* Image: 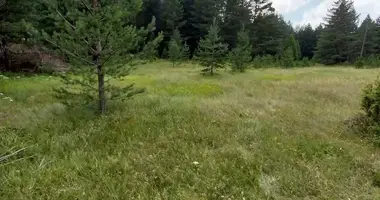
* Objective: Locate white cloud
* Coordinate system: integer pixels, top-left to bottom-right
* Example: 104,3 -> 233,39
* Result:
272,0 -> 380,27
271,0 -> 308,13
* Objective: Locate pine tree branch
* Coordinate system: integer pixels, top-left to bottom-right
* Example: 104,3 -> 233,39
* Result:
101,50 -> 116,66
45,38 -> 94,66
78,0 -> 94,15
55,9 -> 96,54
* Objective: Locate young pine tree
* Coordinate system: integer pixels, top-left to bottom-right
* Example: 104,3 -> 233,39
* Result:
43,0 -> 163,114
229,26 -> 252,72
281,34 -> 301,67
197,19 -> 228,75
168,29 -> 188,67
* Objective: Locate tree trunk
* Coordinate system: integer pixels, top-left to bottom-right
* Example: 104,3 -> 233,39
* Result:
92,0 -> 105,114
97,62 -> 105,114
3,46 -> 10,71
210,66 -> 214,75
1,38 -> 10,71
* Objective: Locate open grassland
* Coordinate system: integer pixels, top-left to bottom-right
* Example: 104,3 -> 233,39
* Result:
1,61 -> 380,199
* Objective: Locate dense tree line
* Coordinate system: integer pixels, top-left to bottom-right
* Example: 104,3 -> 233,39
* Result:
2,0 -> 379,65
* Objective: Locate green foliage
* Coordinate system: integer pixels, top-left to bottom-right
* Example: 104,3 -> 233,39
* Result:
42,0 -> 163,114
229,26 -> 251,72
361,78 -> 380,137
160,0 -> 184,32
295,24 -> 318,59
221,0 -> 252,48
355,58 -> 365,68
281,47 -> 295,68
374,171 -> 380,187
251,14 -> 290,56
0,0 -> 39,42
354,15 -> 379,58
355,55 -> 380,68
197,19 -> 228,75
315,0 -> 358,65
282,34 -> 301,65
168,29 -> 188,67
252,55 -> 279,68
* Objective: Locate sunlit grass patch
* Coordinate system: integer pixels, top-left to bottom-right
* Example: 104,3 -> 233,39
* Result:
0,75 -> 59,102
117,75 -> 156,87
154,82 -> 224,96
257,73 -> 297,81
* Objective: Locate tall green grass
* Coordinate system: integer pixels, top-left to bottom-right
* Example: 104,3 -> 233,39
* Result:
1,62 -> 380,199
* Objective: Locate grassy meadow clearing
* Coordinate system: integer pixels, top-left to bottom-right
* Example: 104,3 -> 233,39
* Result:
1,61 -> 380,199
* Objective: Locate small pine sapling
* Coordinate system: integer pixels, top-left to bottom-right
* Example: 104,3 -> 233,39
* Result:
197,19 -> 228,75
168,29 -> 188,67
42,0 -> 163,114
229,26 -> 252,72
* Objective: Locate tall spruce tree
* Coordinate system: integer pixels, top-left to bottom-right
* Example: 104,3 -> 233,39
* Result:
355,15 -> 378,58
181,0 -> 224,56
373,16 -> 380,55
251,14 -> 289,56
44,0 -> 163,114
315,0 -> 358,65
221,0 -> 252,48
295,24 -> 317,59
198,19 -> 228,75
160,0 -> 184,33
229,26 -> 251,72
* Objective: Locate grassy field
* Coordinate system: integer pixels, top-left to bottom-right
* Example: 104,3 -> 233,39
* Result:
1,61 -> 380,199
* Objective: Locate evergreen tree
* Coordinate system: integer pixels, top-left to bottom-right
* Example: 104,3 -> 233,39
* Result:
181,0 -> 224,56
251,0 -> 275,19
198,19 -> 228,75
168,29 -> 188,66
221,0 -> 252,48
285,34 -> 301,60
160,0 -> 184,33
295,24 -> 317,59
0,0 -> 43,71
315,0 -> 358,65
0,0 -> 38,42
229,26 -> 251,72
281,34 -> 300,67
373,16 -> 380,55
44,0 -> 163,114
355,15 -> 378,58
251,14 -> 289,56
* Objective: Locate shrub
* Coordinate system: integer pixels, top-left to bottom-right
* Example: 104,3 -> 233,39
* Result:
355,58 -> 365,69
350,78 -> 380,145
252,55 -> 278,68
362,79 -> 380,124
374,171 -> 380,187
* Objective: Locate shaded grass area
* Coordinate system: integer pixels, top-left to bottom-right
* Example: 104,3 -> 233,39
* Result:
1,62 -> 380,199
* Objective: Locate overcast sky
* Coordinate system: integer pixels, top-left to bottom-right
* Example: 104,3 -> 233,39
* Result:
271,0 -> 380,27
